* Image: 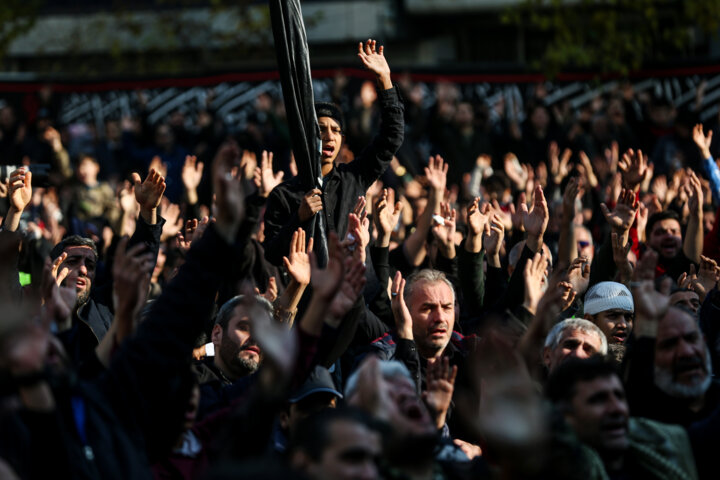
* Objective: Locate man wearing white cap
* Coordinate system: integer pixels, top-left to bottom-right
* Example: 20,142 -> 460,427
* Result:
583,281 -> 634,345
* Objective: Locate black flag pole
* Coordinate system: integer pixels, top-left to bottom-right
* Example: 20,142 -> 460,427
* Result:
269,0 -> 329,267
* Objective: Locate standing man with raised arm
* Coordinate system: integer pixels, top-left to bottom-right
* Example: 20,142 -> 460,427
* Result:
263,40 -> 404,267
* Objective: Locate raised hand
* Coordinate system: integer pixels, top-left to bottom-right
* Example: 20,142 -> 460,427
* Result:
618,149 -> 647,190
310,232 -> 345,302
423,356 -> 458,429
328,256 -> 367,323
424,155 -> 448,195
631,250 -> 672,331
466,198 -> 490,253
182,155 -> 204,204
697,255 -> 720,297
390,271 -> 413,340
558,281 -> 577,312
567,256 -> 590,296
132,167 -> 166,224
373,188 -> 402,247
683,169 -> 703,219
523,251 -> 548,315
483,214 -> 505,268
562,176 -> 580,221
600,188 -> 638,234
550,146 -> 572,184
357,39 -> 392,89
8,168 -> 32,213
611,233 -> 633,286
578,151 -> 599,188
432,202 -> 457,259
160,201 -> 183,242
112,237 -> 153,327
212,140 -> 245,243
283,228 -> 313,286
693,124 -> 713,159
504,153 -> 529,190
261,277 -> 278,304
41,257 -> 76,329
254,150 -> 284,198
520,186 -> 549,248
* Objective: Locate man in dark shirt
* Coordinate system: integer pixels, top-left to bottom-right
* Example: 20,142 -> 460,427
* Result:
263,39 -> 404,266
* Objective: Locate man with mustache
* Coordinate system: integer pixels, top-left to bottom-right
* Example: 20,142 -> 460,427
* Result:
547,357 -> 698,480
624,251 -> 720,427
192,294 -> 270,418
2,167 -> 165,364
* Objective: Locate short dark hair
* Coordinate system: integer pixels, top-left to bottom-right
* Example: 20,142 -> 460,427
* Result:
213,294 -> 273,331
315,102 -> 345,132
288,407 -> 380,461
645,210 -> 681,240
50,235 -> 98,261
545,356 -> 619,406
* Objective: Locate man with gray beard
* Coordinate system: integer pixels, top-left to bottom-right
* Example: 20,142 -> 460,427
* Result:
624,302 -> 720,427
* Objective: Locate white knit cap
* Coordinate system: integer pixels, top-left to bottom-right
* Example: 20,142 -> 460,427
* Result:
583,281 -> 634,316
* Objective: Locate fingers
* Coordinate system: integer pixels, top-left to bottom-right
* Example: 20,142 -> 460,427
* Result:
56,267 -> 70,286
51,252 -> 68,279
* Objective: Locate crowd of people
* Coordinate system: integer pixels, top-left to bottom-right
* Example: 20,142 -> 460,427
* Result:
1,38 -> 720,480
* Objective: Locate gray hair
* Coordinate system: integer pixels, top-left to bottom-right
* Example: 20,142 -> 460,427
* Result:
544,318 -> 608,355
214,294 -> 274,331
345,359 -> 414,398
403,269 -> 455,304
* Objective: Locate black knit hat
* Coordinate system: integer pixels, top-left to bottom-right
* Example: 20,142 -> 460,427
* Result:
315,102 -> 344,132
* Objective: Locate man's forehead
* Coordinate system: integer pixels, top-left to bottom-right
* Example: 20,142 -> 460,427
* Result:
318,116 -> 341,129
652,219 -> 681,233
575,374 -> 623,399
411,281 -> 453,302
657,309 -> 699,339
561,328 -> 601,344
63,245 -> 96,259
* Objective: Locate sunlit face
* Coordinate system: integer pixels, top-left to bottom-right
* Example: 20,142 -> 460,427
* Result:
408,281 -> 455,359
60,245 -> 97,306
587,309 -> 633,344
318,116 -> 343,166
544,328 -> 604,372
648,218 -> 682,259
565,375 -> 630,454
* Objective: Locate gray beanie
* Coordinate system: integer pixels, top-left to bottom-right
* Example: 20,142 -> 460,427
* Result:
583,281 -> 634,316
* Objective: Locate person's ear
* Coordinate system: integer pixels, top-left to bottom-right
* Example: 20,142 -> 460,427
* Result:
211,324 -> 223,346
279,410 -> 290,431
542,346 -> 552,369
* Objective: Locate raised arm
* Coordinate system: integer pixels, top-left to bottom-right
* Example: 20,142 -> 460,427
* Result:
347,39 -> 404,189
402,155 -> 447,266
2,167 -> 32,232
684,170 -> 704,264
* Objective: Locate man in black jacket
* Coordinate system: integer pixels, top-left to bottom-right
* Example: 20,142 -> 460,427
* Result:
263,39 -> 404,266
1,166 -> 165,365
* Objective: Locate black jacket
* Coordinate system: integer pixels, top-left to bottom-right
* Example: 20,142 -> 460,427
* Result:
58,216 -> 164,365
263,87 -> 404,266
